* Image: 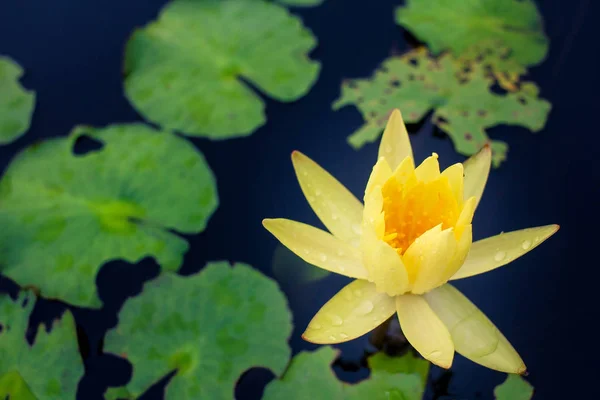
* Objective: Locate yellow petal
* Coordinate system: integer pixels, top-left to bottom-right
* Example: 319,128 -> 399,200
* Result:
454,196 -> 476,239
414,153 -> 440,183
365,157 -> 393,199
425,284 -> 526,374
391,155 -> 416,187
362,184 -> 384,238
441,163 -> 464,207
263,218 -> 368,279
378,109 -> 414,171
451,224 -> 560,280
292,151 -> 363,244
396,294 -> 454,368
302,280 -> 396,344
463,145 -> 491,210
402,225 -> 457,294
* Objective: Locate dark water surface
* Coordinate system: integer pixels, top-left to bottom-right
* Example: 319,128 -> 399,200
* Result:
1,0 -> 599,399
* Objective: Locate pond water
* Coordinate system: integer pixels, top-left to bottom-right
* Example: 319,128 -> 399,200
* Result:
0,0 -> 598,399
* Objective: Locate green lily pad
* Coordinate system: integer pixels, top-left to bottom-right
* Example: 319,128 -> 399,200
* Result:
104,262 -> 292,400
494,375 -> 534,400
0,291 -> 84,400
0,57 -> 35,145
124,0 -> 320,139
262,347 -> 423,400
395,0 -> 548,67
272,244 -> 331,285
367,351 -> 429,395
0,124 -> 218,308
333,48 -> 551,166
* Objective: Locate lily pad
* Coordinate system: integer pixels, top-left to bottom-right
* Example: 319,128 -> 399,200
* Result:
262,347 -> 423,400
124,0 -> 320,139
494,375 -> 534,400
0,291 -> 84,400
367,351 -> 430,395
395,0 -> 548,67
104,262 -> 292,400
333,48 -> 551,166
0,56 -> 35,145
0,124 -> 218,308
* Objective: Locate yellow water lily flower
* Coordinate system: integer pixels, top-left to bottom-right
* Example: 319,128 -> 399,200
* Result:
263,109 -> 558,373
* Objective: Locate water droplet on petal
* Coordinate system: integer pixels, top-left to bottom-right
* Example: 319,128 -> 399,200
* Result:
307,195 -> 315,202
385,144 -> 392,153
339,333 -> 349,339
429,350 -> 442,359
315,189 -> 322,196
336,249 -> 345,256
353,289 -> 363,297
328,335 -> 337,341
494,251 -> 506,262
319,254 -> 327,262
309,322 -> 321,330
330,315 -> 343,326
534,236 -> 540,243
352,224 -> 362,235
332,214 -> 339,221
521,240 -> 532,250
302,171 -> 308,176
303,249 -> 310,255
356,300 -> 374,315
339,265 -> 346,272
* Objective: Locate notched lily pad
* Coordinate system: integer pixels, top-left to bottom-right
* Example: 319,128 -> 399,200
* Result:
124,0 -> 320,139
263,347 -> 424,400
104,262 -> 293,400
0,56 -> 35,145
396,0 -> 548,67
333,48 -> 551,166
0,124 -> 218,307
0,291 -> 84,400
494,375 -> 534,400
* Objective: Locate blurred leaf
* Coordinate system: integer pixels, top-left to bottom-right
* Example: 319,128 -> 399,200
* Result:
104,262 -> 292,400
275,0 -> 324,6
333,48 -> 551,166
396,0 -> 548,67
0,56 -> 35,145
494,375 -> 534,400
124,0 -> 320,139
272,244 -> 330,285
0,291 -> 83,399
0,124 -> 218,307
368,351 -> 429,395
263,347 -> 423,400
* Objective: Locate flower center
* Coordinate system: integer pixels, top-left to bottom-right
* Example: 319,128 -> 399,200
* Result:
381,175 -> 459,255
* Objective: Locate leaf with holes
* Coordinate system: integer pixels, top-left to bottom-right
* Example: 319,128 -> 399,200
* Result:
124,0 -> 320,139
0,291 -> 84,400
0,124 -> 218,307
104,262 -> 292,400
396,0 -> 548,67
494,375 -> 534,400
262,347 -> 423,400
333,48 -> 551,166
368,351 -> 430,395
0,57 -> 35,145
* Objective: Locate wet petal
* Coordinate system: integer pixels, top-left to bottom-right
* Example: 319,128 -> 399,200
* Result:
378,109 -> 414,170
403,225 -> 457,294
451,224 -> 560,280
455,196 -> 476,239
302,280 -> 396,344
441,163 -> 464,207
263,218 -> 368,279
414,154 -> 440,183
292,151 -> 363,244
396,294 -> 454,369
365,157 -> 393,198
463,145 -> 491,210
425,284 -> 526,374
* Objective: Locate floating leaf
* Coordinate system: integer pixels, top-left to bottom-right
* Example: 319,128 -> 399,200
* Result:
0,291 -> 84,399
272,244 -> 330,285
263,347 -> 423,400
333,48 -> 551,166
396,0 -> 548,67
104,262 -> 292,400
124,0 -> 320,139
494,375 -> 534,400
0,124 -> 218,307
0,56 -> 35,145
368,351 -> 430,395
275,0 -> 325,6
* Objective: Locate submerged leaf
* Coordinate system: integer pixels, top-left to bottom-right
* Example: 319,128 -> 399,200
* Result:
104,262 -> 292,400
494,375 -> 534,400
0,56 -> 35,145
333,48 -> 551,166
262,347 -> 423,400
368,351 -> 430,395
124,0 -> 320,139
0,291 -> 84,400
396,0 -> 548,67
0,124 -> 218,307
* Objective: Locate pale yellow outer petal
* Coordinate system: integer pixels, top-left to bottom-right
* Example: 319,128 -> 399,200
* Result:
365,157 -> 393,198
463,145 -> 491,210
396,294 -> 454,368
402,225 -> 457,294
424,284 -> 526,374
378,109 -> 414,170
455,196 -> 476,239
263,218 -> 368,279
451,224 -> 560,280
441,163 -> 464,208
414,154 -> 440,183
438,224 -> 473,285
292,151 -> 363,245
302,280 -> 396,344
